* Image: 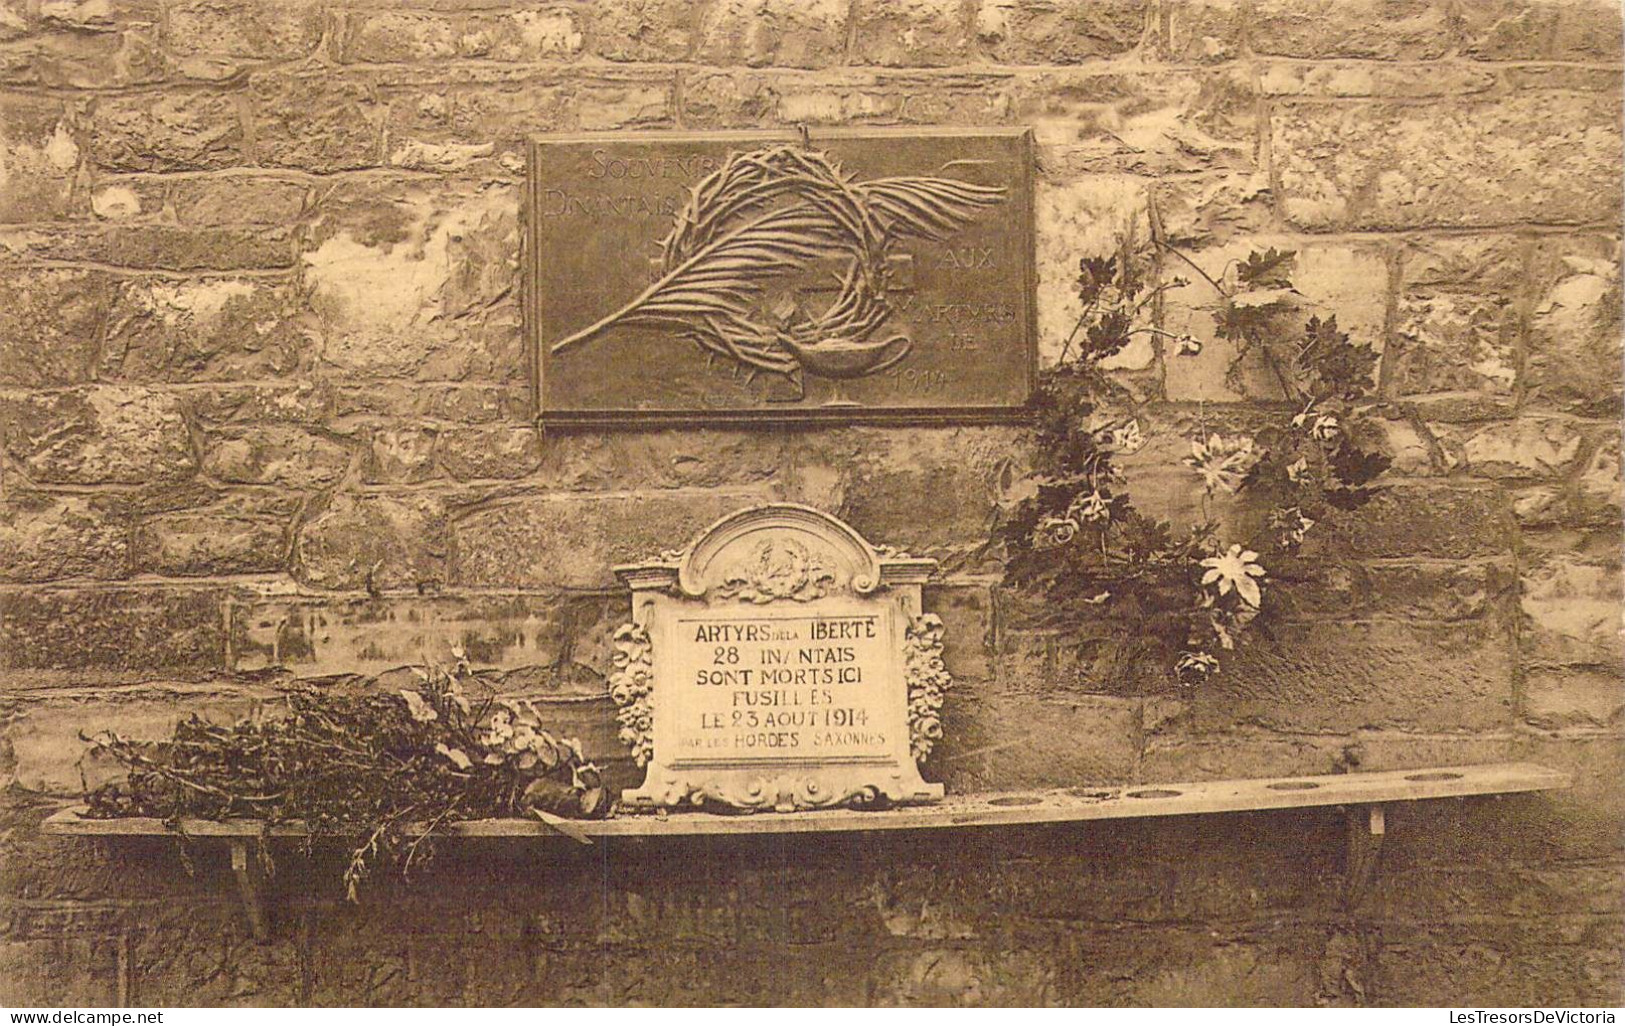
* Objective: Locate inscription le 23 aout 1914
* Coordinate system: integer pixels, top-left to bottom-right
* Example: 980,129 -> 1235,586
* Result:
527,128 -> 1037,426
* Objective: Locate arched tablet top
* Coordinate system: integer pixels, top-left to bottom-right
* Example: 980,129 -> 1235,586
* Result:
613,503 -> 937,600
678,503 -> 883,599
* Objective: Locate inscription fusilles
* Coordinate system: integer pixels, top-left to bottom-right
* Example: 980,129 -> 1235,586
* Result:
679,613 -> 888,758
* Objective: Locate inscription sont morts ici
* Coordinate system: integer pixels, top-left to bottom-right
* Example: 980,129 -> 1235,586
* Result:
678,606 -> 890,759
607,505 -> 952,813
528,128 -> 1036,425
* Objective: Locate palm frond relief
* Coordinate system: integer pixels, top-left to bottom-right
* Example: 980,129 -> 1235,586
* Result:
548,145 -> 1007,396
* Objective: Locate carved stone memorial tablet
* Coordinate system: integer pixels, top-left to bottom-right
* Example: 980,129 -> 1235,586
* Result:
528,128 -> 1035,426
608,504 -> 952,812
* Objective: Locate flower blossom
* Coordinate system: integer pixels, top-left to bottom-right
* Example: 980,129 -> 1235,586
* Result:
1183,434 -> 1259,494
1035,515 -> 1080,547
1069,490 -> 1112,524
1198,544 -> 1267,608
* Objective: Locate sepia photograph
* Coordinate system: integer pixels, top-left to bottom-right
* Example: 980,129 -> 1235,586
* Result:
0,0 -> 1620,1012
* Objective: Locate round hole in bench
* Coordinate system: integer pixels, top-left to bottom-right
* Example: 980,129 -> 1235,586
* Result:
1405,771 -> 1464,782
987,795 -> 1042,807
1067,788 -> 1115,800
1126,789 -> 1181,799
1266,781 -> 1320,791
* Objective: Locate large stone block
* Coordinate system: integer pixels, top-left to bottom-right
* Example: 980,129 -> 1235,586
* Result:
133,496 -> 293,577
251,72 -> 384,172
0,93 -> 81,220
787,426 -> 1022,568
923,583 -> 993,681
1459,0 -> 1624,61
1520,551 -> 1623,667
202,425 -> 351,488
168,176 -> 310,227
1524,666 -> 1624,729
0,587 -> 227,677
1301,482 -> 1513,561
850,0 -> 971,66
1452,417 -> 1587,481
1390,235 -> 1525,402
1140,726 -> 1351,782
448,488 -> 775,588
0,386 -> 195,485
1035,175 -> 1153,369
294,493 -> 446,591
99,276 -> 310,382
695,0 -> 848,67
1574,433 -> 1623,525
2,686 -> 261,792
530,429 -> 787,492
334,8 -> 583,64
165,0 -> 324,61
383,69 -> 674,167
1149,0 -> 1244,62
1250,0 -> 1452,58
0,0 -> 162,89
437,424 -> 542,481
582,0 -> 699,62
189,382 -> 333,427
1153,174 -> 1276,254
1368,919 -> 1623,1007
1011,67 -> 1259,177
0,938 -> 119,1006
1273,94 -> 1622,230
302,180 -> 521,381
89,92 -> 244,172
1525,237 -> 1622,417
1186,618 -> 1514,732
362,425 -> 440,485
0,224 -> 294,270
683,68 -> 1007,130
0,492 -> 130,582
932,687 -> 1140,791
1258,62 -> 1500,100
1266,559 -> 1516,624
231,592 -> 619,678
974,0 -> 1149,64
0,266 -> 110,386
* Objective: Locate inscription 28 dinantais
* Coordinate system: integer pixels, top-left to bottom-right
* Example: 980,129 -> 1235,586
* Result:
528,128 -> 1036,425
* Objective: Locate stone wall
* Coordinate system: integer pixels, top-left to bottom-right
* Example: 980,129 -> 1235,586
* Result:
1,0 -> 1621,1007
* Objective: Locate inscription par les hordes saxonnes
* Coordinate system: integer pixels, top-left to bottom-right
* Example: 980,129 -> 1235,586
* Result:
607,504 -> 952,813
529,129 -> 1037,424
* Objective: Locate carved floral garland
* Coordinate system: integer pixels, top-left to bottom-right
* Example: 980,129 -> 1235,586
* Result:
608,623 -> 654,767
903,613 -> 951,762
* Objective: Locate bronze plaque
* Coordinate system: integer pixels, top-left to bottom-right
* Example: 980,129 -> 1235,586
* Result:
527,128 -> 1036,426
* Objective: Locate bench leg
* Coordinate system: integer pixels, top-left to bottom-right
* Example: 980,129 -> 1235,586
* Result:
229,840 -> 270,943
1343,803 -> 1386,910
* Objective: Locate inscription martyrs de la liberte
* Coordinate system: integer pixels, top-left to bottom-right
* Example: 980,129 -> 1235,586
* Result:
608,505 -> 952,813
528,128 -> 1036,424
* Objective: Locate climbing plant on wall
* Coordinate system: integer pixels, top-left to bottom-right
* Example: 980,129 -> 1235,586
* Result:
995,238 -> 1392,689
